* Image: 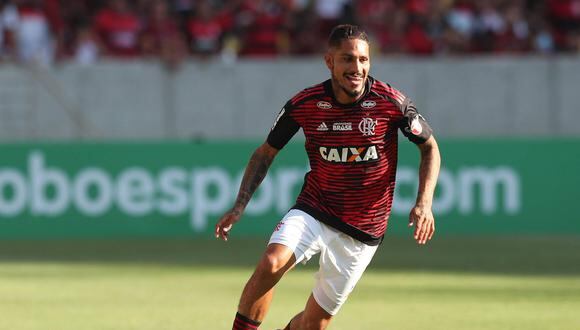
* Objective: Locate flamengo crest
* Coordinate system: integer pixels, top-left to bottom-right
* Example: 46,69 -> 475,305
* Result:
358,117 -> 377,136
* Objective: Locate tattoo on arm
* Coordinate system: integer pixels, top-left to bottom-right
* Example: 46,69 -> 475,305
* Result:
233,148 -> 275,213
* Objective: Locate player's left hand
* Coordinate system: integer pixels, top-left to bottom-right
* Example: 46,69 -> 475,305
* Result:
408,205 -> 435,245
215,208 -> 242,242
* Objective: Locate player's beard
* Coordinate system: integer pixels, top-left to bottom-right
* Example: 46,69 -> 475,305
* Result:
332,72 -> 365,99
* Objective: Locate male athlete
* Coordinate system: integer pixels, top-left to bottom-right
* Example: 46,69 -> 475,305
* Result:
215,24 -> 441,330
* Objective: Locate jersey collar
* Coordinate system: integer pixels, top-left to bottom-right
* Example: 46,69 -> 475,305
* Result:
323,76 -> 374,108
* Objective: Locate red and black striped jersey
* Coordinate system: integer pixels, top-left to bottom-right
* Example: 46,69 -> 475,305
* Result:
267,76 -> 432,245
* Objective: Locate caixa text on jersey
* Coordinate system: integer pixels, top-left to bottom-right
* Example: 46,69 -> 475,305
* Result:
319,145 -> 379,163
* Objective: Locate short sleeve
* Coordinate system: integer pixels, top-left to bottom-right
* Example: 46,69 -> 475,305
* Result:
399,98 -> 433,144
266,102 -> 300,150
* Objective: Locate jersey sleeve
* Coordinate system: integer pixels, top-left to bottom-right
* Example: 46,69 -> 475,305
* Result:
398,98 -> 433,144
266,102 -> 300,150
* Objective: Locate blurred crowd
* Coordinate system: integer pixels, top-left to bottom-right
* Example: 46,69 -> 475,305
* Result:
1,0 -> 580,67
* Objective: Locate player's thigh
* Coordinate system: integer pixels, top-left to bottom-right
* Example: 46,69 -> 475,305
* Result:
313,231 -> 378,315
268,209 -> 323,267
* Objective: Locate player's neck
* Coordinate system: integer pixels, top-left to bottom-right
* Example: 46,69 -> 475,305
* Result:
330,79 -> 366,105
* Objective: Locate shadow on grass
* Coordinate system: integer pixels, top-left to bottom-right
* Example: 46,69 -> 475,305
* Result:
0,236 -> 579,276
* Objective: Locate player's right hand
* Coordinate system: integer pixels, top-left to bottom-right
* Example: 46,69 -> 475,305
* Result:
215,208 -> 242,241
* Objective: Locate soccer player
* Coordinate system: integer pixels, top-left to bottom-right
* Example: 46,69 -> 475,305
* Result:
215,24 -> 441,330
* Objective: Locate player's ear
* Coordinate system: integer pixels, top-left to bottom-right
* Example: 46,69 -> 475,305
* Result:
324,52 -> 333,71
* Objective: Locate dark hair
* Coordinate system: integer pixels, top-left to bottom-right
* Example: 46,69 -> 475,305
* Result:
327,24 -> 369,48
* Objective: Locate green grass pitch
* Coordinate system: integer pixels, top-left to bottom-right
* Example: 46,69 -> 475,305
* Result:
0,236 -> 578,330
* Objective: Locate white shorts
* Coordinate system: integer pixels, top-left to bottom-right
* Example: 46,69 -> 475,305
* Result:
268,209 -> 378,315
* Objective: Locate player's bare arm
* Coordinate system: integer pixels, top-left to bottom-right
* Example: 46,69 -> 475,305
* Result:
409,135 -> 441,245
215,142 -> 279,241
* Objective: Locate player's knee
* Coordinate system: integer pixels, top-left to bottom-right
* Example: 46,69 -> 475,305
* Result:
257,252 -> 289,279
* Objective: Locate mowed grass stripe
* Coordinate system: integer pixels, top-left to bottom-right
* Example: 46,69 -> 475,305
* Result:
0,236 -> 578,329
0,264 -> 578,330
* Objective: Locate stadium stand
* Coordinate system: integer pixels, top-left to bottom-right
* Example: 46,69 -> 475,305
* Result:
1,0 -> 580,67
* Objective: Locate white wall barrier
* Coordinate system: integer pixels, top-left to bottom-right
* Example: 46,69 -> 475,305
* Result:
0,57 -> 578,141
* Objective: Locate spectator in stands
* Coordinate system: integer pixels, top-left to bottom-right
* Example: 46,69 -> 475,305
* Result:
289,4 -> 323,55
2,0 -> 580,64
355,0 -> 394,50
528,1 -> 555,54
495,2 -> 530,53
405,13 -> 435,55
531,22 -> 556,54
237,0 -> 291,57
141,0 -> 186,68
187,0 -> 225,56
0,0 -> 18,60
378,7 -> 409,54
93,0 -> 141,57
441,0 -> 474,53
547,0 -> 580,51
12,0 -> 57,66
70,21 -> 99,66
423,1 -> 447,54
471,0 -> 505,53
171,0 -> 194,29
315,0 -> 351,37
